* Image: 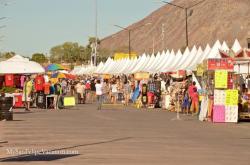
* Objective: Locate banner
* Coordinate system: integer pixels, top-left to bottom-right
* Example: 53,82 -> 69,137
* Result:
215,70 -> 228,88
64,97 -> 76,106
225,90 -> 238,106
134,72 -> 150,80
196,64 -> 204,76
207,58 -> 234,71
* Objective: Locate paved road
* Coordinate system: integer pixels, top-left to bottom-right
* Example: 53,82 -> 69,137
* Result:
0,104 -> 250,165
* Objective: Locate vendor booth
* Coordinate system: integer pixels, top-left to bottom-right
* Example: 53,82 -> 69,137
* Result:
0,55 -> 45,120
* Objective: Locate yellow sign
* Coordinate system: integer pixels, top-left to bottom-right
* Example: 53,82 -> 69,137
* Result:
101,74 -> 112,79
64,97 -> 76,106
215,70 -> 228,88
134,72 -> 150,80
114,52 -> 137,61
196,64 -> 204,76
225,90 -> 238,106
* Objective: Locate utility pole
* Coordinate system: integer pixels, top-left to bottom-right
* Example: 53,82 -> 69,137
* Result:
153,36 -> 155,55
162,0 -> 206,47
114,23 -> 151,59
161,23 -> 165,50
94,0 -> 98,66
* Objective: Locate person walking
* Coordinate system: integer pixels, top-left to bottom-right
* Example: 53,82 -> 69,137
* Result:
22,76 -> 33,111
54,80 -> 62,109
123,80 -> 131,106
95,79 -> 103,110
90,79 -> 96,103
102,79 -> 110,103
111,80 -> 118,104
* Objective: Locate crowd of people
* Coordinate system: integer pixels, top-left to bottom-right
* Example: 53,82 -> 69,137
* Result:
71,74 -> 200,114
0,73 -> 200,114
21,74 -> 69,111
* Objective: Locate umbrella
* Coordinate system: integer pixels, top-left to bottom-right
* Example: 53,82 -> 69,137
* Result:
45,64 -> 68,71
51,73 -> 76,79
51,73 -> 66,79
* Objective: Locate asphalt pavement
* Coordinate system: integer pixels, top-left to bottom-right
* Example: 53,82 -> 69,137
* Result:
0,104 -> 250,165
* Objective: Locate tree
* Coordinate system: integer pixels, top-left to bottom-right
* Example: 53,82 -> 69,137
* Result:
49,37 -> 112,66
50,42 -> 86,64
50,45 -> 64,63
0,51 -> 15,59
31,53 -> 48,64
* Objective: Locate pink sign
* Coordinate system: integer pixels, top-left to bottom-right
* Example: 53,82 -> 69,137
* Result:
213,105 -> 225,123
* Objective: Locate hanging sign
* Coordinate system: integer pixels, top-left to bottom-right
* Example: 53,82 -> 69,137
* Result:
215,70 -> 228,88
225,90 -> 238,106
196,64 -> 204,76
207,58 -> 234,71
134,72 -> 150,80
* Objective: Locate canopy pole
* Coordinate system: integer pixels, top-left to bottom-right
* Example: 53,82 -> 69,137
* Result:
248,62 -> 249,75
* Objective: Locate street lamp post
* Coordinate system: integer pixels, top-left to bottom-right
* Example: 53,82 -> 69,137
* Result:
114,23 -> 151,59
162,0 -> 206,47
94,0 -> 98,66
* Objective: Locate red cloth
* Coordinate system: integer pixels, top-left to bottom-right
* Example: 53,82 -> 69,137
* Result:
44,83 -> 51,95
85,83 -> 91,90
188,85 -> 196,98
35,75 -> 45,91
147,92 -> 154,104
5,74 -> 14,87
191,92 -> 199,103
14,94 -> 23,107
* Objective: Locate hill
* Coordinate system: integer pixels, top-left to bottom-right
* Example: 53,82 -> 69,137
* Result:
100,0 -> 250,55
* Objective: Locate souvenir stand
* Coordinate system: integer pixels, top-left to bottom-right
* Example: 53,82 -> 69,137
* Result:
233,49 -> 250,120
201,58 -> 238,123
0,55 -> 45,108
0,55 -> 45,120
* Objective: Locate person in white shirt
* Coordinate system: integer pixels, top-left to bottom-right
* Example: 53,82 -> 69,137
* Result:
111,80 -> 118,104
75,81 -> 85,104
95,79 -> 103,110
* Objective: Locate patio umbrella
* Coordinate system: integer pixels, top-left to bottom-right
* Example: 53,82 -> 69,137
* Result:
51,73 -> 76,79
45,64 -> 68,71
51,73 -> 67,79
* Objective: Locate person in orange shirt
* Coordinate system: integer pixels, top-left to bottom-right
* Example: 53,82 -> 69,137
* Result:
44,81 -> 51,95
190,88 -> 199,115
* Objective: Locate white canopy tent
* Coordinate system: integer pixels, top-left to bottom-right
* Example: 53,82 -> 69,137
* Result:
0,55 -> 45,74
232,39 -> 242,53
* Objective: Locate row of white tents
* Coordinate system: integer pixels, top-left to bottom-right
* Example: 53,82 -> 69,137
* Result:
71,39 -> 244,75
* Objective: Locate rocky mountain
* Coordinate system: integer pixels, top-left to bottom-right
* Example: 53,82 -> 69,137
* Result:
100,0 -> 250,55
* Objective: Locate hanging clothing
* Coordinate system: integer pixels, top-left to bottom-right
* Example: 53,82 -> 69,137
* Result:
35,75 -> 45,92
0,76 -> 4,88
14,75 -> 21,88
20,75 -> 25,88
5,74 -> 14,87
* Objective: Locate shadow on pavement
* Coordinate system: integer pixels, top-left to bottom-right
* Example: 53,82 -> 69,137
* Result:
0,137 -> 132,162
0,154 -> 79,162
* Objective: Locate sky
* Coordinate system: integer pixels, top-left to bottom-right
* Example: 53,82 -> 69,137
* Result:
0,0 -> 164,56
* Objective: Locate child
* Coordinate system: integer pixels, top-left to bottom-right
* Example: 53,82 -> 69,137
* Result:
182,91 -> 190,114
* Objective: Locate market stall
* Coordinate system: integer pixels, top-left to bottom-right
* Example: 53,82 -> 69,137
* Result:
0,55 -> 45,120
